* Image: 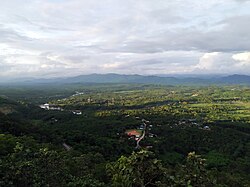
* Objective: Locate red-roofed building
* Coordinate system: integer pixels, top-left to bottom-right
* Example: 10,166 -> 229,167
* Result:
125,129 -> 141,138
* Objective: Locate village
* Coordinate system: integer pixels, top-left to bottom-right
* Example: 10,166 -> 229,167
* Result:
39,103 -> 82,115
39,101 -> 212,151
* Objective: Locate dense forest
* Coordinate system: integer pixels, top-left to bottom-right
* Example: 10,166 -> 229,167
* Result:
0,84 -> 249,186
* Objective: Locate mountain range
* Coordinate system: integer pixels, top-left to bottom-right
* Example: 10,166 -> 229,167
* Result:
1,74 -> 250,86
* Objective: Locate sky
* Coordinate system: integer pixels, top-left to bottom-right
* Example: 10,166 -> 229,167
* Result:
0,0 -> 250,78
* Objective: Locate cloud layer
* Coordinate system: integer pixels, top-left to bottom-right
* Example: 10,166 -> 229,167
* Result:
0,0 -> 250,78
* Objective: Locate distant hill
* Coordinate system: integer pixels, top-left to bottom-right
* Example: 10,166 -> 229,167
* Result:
63,73 -> 179,84
216,74 -> 250,84
1,74 -> 250,86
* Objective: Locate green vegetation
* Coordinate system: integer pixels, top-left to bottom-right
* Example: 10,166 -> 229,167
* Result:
0,84 -> 249,186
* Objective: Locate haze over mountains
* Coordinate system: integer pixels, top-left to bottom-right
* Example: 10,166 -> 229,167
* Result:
1,74 -> 250,86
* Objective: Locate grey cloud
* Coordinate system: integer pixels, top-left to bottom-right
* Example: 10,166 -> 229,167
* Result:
0,0 -> 250,77
110,14 -> 250,54
0,26 -> 32,43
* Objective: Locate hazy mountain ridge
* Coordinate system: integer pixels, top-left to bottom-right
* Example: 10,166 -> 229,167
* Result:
1,74 -> 250,85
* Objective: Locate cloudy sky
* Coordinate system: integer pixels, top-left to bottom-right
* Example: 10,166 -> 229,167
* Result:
1,0 -> 250,78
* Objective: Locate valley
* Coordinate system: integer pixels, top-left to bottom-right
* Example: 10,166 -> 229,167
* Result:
0,84 -> 249,186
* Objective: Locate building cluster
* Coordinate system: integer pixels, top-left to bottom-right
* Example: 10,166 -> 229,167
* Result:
39,103 -> 82,115
39,103 -> 63,111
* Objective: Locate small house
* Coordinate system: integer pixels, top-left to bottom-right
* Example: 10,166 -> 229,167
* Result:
72,110 -> 82,115
203,126 -> 211,130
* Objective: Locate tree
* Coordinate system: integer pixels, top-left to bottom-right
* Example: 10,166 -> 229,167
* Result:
107,151 -> 216,187
173,152 -> 216,187
106,150 -> 166,187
